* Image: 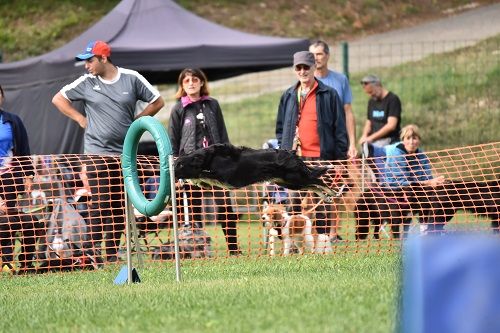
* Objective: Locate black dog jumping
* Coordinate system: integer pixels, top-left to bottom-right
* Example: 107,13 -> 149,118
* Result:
174,143 -> 334,197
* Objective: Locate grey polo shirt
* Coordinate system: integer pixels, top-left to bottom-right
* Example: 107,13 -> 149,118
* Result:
61,67 -> 160,154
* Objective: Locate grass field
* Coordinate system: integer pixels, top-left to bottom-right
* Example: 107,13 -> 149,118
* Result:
0,204 -> 495,333
0,253 -> 400,333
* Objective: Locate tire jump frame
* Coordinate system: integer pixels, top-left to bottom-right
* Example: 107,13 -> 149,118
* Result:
121,116 -> 181,283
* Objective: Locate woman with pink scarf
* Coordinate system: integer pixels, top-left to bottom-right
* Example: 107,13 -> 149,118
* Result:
168,69 -> 240,256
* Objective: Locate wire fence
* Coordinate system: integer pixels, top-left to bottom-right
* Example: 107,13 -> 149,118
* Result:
0,141 -> 498,274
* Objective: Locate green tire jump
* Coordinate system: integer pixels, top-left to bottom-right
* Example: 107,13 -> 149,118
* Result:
121,116 -> 172,216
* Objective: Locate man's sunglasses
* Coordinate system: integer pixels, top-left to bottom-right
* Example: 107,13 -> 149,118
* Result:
295,65 -> 311,71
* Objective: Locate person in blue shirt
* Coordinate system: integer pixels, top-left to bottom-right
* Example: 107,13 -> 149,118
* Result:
0,84 -> 37,274
309,40 -> 357,159
383,124 -> 444,188
382,124 -> 446,235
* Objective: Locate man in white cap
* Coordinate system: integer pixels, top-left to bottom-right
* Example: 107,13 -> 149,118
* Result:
276,51 -> 348,245
52,40 -> 165,263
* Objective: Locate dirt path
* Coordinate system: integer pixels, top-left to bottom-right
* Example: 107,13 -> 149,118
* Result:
351,2 -> 500,45
346,2 -> 500,71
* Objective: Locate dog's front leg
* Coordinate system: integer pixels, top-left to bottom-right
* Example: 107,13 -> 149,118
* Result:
315,234 -> 332,254
282,217 -> 292,256
304,229 -> 315,254
282,227 -> 292,256
268,227 -> 278,256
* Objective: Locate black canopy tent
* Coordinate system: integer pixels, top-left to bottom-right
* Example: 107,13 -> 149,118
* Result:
0,0 -> 309,154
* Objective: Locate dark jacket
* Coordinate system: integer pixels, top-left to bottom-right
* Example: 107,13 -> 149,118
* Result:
275,79 -> 348,160
168,97 -> 230,156
0,108 -> 34,181
1,109 -> 31,156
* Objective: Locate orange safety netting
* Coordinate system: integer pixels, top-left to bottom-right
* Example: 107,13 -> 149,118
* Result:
0,142 -> 498,274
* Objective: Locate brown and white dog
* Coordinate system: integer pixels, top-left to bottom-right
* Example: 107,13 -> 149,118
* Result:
261,200 -> 331,255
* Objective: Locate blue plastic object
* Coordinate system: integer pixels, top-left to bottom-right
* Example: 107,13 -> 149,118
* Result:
400,233 -> 500,333
114,265 -> 141,285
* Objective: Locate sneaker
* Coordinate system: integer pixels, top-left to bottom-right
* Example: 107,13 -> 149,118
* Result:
2,263 -> 15,273
229,250 -> 242,256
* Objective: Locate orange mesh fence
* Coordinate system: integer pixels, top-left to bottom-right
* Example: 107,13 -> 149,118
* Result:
0,142 -> 498,274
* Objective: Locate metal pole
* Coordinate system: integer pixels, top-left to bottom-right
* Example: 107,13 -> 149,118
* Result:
129,200 -> 143,268
361,142 -> 367,193
169,155 -> 182,282
181,182 -> 190,227
124,190 -> 133,285
341,41 -> 349,80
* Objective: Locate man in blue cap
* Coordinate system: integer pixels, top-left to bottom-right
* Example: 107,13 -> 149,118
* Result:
52,40 -> 164,263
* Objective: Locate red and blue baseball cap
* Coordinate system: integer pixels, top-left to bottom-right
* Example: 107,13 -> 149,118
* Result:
75,41 -> 111,61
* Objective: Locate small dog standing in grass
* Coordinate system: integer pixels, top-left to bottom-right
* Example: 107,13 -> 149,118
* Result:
262,195 -> 331,256
299,192 -> 332,253
262,202 -> 314,256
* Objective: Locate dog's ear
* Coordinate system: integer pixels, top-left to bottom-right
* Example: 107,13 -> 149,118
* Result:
227,144 -> 243,159
209,143 -> 242,160
275,149 -> 296,167
309,166 -> 328,179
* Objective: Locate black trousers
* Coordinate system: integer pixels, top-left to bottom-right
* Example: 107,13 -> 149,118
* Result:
0,171 -> 37,268
178,185 -> 240,253
86,157 -> 125,260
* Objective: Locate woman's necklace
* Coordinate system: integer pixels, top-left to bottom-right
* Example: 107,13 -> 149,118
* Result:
300,87 -> 309,99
